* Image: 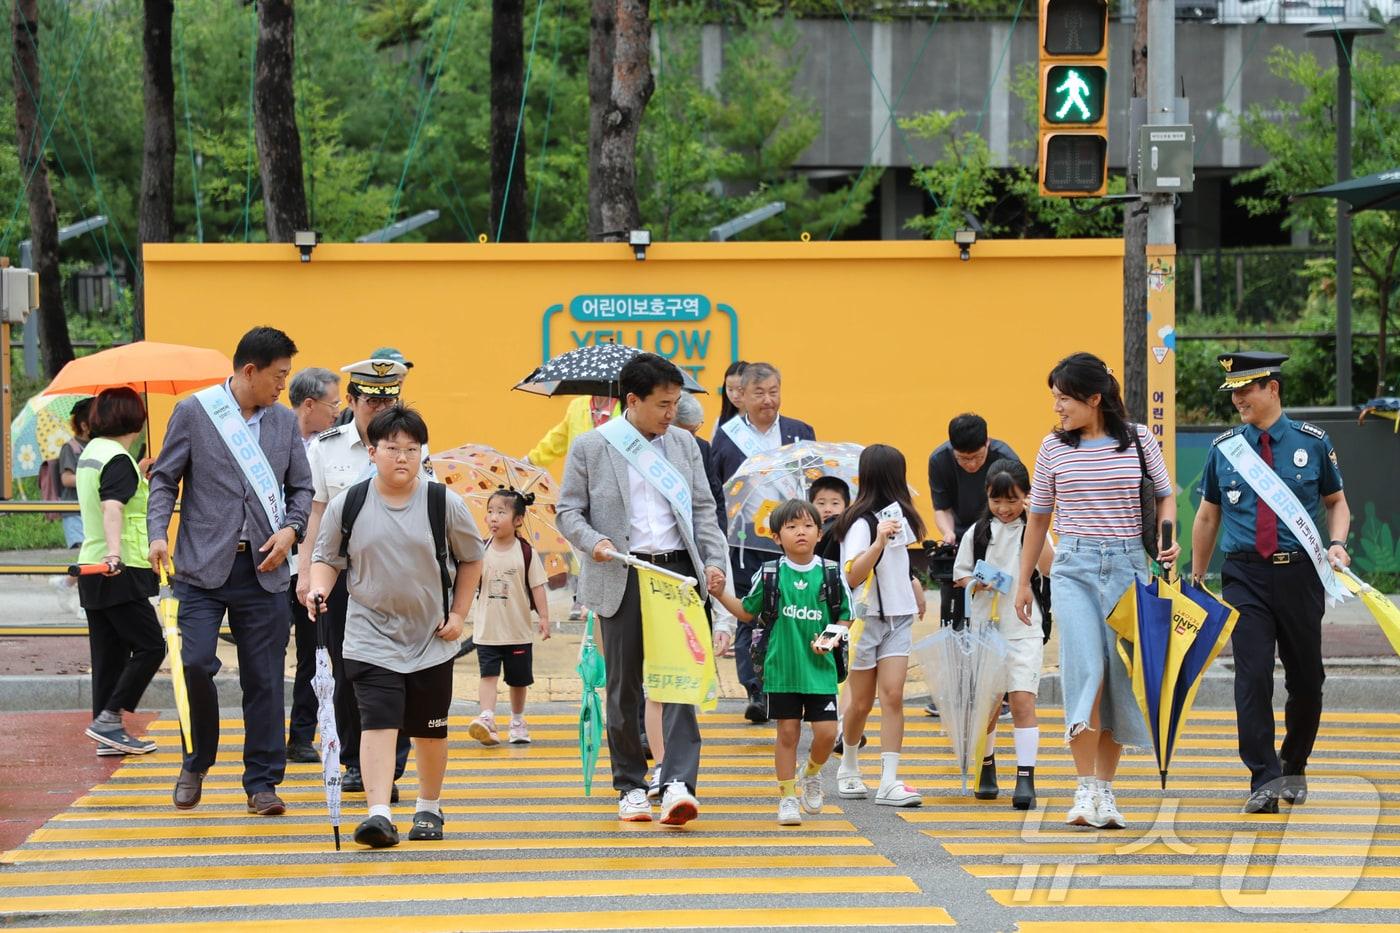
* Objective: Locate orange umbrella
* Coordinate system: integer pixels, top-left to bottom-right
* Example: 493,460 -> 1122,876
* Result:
42,341 -> 231,396
432,444 -> 571,564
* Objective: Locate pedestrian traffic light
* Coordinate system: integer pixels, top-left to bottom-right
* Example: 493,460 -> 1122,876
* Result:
1038,0 -> 1109,197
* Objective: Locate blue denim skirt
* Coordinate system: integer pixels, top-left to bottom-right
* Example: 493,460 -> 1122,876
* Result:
1052,535 -> 1150,749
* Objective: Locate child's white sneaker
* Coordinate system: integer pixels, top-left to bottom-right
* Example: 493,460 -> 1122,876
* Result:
777,795 -> 803,826
1066,782 -> 1099,827
468,715 -> 500,747
874,782 -> 923,807
837,771 -> 868,799
618,788 -> 652,822
507,718 -> 530,744
797,774 -> 825,814
647,767 -> 663,802
1094,785 -> 1124,829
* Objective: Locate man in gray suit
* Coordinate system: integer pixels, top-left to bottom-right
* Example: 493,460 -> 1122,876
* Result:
148,326 -> 314,815
558,353 -> 729,826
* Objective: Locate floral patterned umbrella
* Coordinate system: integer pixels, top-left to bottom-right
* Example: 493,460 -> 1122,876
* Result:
9,393 -> 89,479
432,443 -> 571,557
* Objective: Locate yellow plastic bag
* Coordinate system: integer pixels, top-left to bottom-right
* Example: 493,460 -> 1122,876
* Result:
639,565 -> 719,711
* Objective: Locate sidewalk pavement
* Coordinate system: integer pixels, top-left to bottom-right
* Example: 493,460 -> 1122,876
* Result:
3,544 -> 1396,711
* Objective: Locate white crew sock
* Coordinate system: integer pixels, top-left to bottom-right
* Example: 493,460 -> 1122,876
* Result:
984,725 -> 998,759
369,804 -> 392,821
1013,727 -> 1040,768
839,741 -> 860,776
880,752 -> 900,787
1097,779 -> 1113,795
415,797 -> 442,817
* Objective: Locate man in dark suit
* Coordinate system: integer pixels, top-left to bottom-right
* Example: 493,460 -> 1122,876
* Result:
707,361 -> 816,723
148,326 -> 314,816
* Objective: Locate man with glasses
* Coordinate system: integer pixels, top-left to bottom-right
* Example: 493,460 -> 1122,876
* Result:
297,358 -> 431,797
286,367 -> 342,763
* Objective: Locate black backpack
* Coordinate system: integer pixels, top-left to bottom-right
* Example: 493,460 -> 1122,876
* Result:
340,479 -> 453,622
969,515 -> 1053,643
750,558 -> 849,686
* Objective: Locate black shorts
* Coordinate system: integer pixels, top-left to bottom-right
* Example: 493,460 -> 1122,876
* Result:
477,643 -> 534,687
768,692 -> 839,723
345,657 -> 454,739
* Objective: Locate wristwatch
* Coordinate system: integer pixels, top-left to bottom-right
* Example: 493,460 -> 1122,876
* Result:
1329,539 -> 1346,549
284,520 -> 305,544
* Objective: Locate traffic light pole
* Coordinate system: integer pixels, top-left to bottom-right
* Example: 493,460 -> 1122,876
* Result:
1144,0 -> 1177,483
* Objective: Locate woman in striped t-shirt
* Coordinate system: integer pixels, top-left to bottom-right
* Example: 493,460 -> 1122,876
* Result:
1014,352 -> 1179,832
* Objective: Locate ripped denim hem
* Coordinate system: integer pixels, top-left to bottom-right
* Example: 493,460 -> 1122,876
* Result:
1065,721 -> 1095,744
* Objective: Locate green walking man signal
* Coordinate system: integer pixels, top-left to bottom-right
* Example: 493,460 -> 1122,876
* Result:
1054,69 -> 1092,121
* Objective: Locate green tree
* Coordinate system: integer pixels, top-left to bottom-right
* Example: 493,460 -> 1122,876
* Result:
1236,44 -> 1400,398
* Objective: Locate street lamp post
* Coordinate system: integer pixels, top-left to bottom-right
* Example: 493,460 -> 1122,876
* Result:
1306,19 -> 1383,408
19,215 -> 109,378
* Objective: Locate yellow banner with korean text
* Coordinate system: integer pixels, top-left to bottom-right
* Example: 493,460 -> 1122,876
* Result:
638,566 -> 719,712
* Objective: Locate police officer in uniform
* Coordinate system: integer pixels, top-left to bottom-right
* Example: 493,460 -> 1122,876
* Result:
1190,351 -> 1351,814
296,358 -> 433,795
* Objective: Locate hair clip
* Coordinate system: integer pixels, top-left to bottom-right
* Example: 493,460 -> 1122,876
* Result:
1103,364 -> 1115,376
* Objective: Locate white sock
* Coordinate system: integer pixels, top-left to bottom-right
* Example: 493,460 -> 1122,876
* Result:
415,797 -> 441,816
1013,727 -> 1039,768
839,742 -> 860,775
1097,779 -> 1113,795
369,804 -> 392,821
984,725 -> 998,759
1077,775 -> 1095,790
880,752 -> 900,787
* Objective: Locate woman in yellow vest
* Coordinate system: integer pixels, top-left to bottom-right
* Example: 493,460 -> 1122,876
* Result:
77,387 -> 165,757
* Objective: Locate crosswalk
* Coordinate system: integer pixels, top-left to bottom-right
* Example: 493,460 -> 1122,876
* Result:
1,707 -> 1398,930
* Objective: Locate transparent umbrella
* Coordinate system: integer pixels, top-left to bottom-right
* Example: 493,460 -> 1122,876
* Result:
721,441 -> 863,554
312,597 -> 343,850
912,620 -> 1011,793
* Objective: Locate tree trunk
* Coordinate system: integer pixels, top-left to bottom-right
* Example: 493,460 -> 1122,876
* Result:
1121,0 -> 1150,421
135,0 -> 175,339
253,0 -> 308,242
11,0 -> 71,377
587,0 -> 615,240
597,0 -> 653,241
490,0 -> 528,242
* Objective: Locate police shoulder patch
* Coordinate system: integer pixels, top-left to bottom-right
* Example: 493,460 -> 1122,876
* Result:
1211,427 -> 1240,446
1297,421 -> 1325,439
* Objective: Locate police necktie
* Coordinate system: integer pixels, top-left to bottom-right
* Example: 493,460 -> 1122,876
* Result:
1255,432 -> 1278,559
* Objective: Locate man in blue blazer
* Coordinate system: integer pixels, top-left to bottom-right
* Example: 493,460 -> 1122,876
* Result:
707,361 -> 816,723
148,327 -> 314,816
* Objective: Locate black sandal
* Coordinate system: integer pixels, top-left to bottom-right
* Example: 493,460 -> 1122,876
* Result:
408,810 -> 444,841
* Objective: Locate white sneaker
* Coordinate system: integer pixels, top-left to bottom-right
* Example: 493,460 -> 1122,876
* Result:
507,718 -> 530,744
837,772 -> 868,799
1094,786 -> 1124,829
468,715 -> 500,747
875,781 -> 923,808
618,788 -> 652,822
659,781 -> 699,826
647,766 -> 663,802
797,774 -> 825,814
778,795 -> 803,825
1066,782 -> 1099,827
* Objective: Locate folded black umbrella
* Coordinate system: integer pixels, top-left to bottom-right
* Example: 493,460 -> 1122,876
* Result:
514,343 -> 706,397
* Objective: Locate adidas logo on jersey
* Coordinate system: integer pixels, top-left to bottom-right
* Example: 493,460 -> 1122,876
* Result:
782,605 -> 824,621
793,580 -> 809,590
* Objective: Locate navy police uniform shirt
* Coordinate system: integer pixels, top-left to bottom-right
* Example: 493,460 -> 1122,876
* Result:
1198,414 -> 1343,555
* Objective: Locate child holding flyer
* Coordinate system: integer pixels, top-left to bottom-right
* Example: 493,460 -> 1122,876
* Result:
953,460 -> 1054,810
468,489 -> 551,747
711,499 -> 851,826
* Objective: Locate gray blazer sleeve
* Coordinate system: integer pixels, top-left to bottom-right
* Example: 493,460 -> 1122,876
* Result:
557,437 -> 605,557
146,401 -> 191,544
683,432 -> 726,571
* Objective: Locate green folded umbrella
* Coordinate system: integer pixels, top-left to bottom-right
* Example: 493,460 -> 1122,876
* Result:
576,611 -> 607,795
1295,168 -> 1400,214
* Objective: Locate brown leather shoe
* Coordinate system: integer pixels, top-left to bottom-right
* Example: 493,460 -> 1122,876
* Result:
247,791 -> 286,816
173,769 -> 205,810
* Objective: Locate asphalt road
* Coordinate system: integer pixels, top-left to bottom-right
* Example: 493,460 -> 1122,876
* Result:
2,700 -> 1398,931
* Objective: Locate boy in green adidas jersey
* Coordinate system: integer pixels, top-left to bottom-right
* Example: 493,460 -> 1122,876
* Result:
711,499 -> 851,826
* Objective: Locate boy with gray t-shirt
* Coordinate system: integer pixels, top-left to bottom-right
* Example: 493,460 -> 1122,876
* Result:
310,407 -> 483,849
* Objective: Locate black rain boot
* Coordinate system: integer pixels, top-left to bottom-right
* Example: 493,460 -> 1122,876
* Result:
974,755 -> 999,800
1012,766 -> 1037,810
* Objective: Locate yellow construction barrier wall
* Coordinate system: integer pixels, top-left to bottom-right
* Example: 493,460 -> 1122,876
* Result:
145,240 -> 1124,507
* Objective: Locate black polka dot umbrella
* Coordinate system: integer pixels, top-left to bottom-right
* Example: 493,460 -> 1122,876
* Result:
514,343 -> 706,397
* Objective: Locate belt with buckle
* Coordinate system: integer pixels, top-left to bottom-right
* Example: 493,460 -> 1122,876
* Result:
634,549 -> 689,565
235,540 -> 251,553
1225,550 -> 1305,565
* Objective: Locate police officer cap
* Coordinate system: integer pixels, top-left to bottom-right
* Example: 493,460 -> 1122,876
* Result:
341,358 -> 407,397
369,346 -> 413,370
1217,351 -> 1287,392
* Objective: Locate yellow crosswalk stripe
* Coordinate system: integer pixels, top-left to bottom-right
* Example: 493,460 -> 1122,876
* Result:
987,888 -> 1400,909
49,802 -> 846,820
1016,925 -> 1399,933
939,839 -> 1400,857
964,862 -> 1400,879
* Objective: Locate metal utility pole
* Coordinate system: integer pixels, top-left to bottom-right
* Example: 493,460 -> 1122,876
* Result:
1144,0 -> 1177,480
1306,19 -> 1383,409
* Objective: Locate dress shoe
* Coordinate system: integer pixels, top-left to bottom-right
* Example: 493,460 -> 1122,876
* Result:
1281,775 -> 1308,805
1243,789 -> 1280,814
743,692 -> 768,724
1012,767 -> 1037,811
173,769 -> 206,810
286,742 -> 319,764
342,766 -> 364,792
247,791 -> 287,815
974,755 -> 999,800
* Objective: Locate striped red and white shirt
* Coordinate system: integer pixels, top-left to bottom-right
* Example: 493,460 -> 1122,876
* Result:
1028,424 -> 1172,539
